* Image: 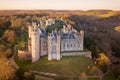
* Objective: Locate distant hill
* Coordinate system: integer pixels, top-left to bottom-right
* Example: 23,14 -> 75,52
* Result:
0,10 -> 120,17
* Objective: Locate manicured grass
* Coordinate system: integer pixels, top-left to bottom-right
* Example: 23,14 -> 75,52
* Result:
24,56 -> 94,76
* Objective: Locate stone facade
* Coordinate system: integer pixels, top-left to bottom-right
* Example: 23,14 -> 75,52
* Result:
27,18 -> 91,62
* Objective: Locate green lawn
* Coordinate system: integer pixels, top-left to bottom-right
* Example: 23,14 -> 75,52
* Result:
23,56 -> 94,76
15,56 -> 115,80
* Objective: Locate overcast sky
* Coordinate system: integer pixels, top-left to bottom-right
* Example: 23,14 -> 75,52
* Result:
0,0 -> 120,10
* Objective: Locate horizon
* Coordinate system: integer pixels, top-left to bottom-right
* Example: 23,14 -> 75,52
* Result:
0,9 -> 119,11
0,0 -> 120,10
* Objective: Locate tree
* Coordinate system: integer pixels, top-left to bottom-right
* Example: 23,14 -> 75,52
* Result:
0,20 -> 11,37
11,17 -> 23,28
96,53 -> 111,73
0,44 -> 7,56
4,48 -> 13,58
2,30 -> 17,43
0,56 -> 16,80
80,72 -> 87,80
90,66 -> 102,76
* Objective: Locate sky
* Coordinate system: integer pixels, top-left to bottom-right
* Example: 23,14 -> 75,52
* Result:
0,0 -> 120,10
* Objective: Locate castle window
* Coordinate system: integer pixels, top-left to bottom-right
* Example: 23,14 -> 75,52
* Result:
67,44 -> 69,48
63,44 -> 65,50
74,44 -> 76,47
71,44 -> 72,47
52,44 -> 56,53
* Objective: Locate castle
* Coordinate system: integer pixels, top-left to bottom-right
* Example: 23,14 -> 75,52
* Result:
27,18 -> 91,62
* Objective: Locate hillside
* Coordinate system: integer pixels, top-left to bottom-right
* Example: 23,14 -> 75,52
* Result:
16,56 -> 95,76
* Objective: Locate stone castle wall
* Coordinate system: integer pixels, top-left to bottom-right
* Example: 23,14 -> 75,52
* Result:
61,51 -> 92,59
61,38 -> 83,52
18,50 -> 31,60
40,38 -> 48,56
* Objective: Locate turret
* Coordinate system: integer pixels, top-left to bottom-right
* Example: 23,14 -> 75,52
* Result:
48,34 -> 52,60
28,25 -> 33,38
40,20 -> 45,29
56,33 -> 61,60
31,22 -> 41,62
48,32 -> 61,60
80,30 -> 84,50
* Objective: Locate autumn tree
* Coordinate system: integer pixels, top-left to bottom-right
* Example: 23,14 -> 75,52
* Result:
2,30 -> 17,43
80,72 -> 87,80
4,48 -> 13,58
96,53 -> 111,73
11,17 -> 23,28
0,44 -> 7,55
0,56 -> 16,80
0,20 -> 11,37
90,66 -> 102,76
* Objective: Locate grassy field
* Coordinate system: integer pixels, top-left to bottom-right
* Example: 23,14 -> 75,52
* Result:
22,56 -> 94,76
15,56 -> 115,80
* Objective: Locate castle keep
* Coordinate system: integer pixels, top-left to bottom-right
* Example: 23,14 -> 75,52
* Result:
27,18 -> 91,62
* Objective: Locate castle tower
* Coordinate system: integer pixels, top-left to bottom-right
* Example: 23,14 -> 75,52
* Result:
51,18 -> 55,24
31,23 -> 41,62
28,25 -> 32,52
80,30 -> 84,51
56,33 -> 61,60
48,33 -> 61,60
48,34 -> 52,60
40,20 -> 45,29
28,25 -> 33,38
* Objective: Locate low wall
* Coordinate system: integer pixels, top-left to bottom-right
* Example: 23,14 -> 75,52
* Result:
18,50 -> 31,60
61,51 -> 92,59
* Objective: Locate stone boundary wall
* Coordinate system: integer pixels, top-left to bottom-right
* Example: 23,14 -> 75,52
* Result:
61,51 -> 92,59
18,50 -> 31,60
